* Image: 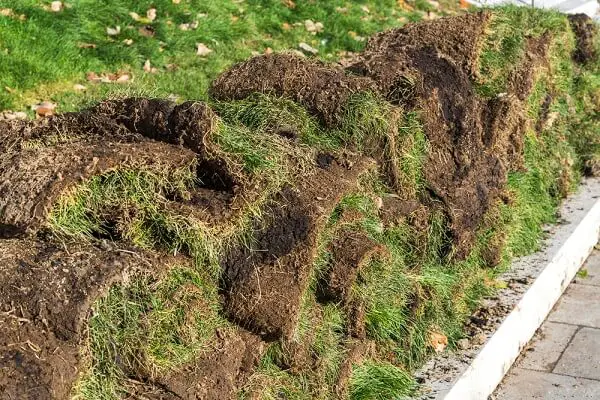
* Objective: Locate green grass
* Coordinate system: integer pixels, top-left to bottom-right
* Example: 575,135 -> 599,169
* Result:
0,0 -> 458,112
350,362 -> 415,400
74,266 -> 229,400
476,5 -> 572,97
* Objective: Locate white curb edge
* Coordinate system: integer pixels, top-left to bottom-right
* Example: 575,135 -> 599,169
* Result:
441,197 -> 600,400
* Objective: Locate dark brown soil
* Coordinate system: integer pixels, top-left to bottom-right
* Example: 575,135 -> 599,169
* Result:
317,230 -> 385,305
0,314 -> 79,400
568,14 -> 598,64
221,157 -> 375,340
136,329 -> 265,400
0,139 -> 196,237
0,239 -> 167,398
210,53 -> 377,127
359,12 -> 491,78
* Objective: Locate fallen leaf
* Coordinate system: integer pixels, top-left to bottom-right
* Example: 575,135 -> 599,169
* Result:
31,101 -> 57,118
129,11 -> 141,21
281,0 -> 296,8
106,26 -> 121,36
281,22 -> 291,31
179,21 -> 198,30
146,8 -> 157,21
50,1 -> 63,12
429,331 -> 448,353
166,93 -> 179,102
348,31 -> 365,42
0,111 -> 28,121
335,6 -> 348,13
115,73 -> 131,83
4,86 -> 15,93
73,84 -> 87,91
396,0 -> 414,10
360,5 -> 370,13
86,71 -> 100,81
0,110 -> 27,121
196,42 -> 212,56
123,38 -> 133,45
231,15 -> 239,22
172,0 -> 181,3
0,8 -> 13,17
264,47 -> 273,55
304,20 -> 323,34
166,63 -> 179,71
87,71 -> 131,83
77,42 -> 97,49
143,59 -> 158,73
138,25 -> 155,37
298,42 -> 318,55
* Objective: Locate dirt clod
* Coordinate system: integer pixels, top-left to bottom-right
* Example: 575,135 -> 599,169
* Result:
568,14 -> 598,64
210,53 -> 377,127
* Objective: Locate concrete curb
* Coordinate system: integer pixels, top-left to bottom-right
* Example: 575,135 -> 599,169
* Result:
441,198 -> 600,400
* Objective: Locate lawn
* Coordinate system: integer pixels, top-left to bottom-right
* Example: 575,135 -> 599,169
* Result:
0,0 -> 459,114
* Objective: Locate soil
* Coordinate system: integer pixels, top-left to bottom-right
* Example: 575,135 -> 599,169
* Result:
0,314 -> 79,400
0,139 -> 196,237
210,53 -> 377,127
0,238 -> 167,398
359,12 -> 491,79
316,230 -> 385,305
221,157 -> 375,340
568,14 -> 598,65
135,329 -> 265,400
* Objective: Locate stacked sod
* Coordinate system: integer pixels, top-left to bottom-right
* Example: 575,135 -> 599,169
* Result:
0,7 -> 598,400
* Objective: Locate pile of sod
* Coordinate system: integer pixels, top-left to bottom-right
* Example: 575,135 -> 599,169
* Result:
0,6 -> 598,400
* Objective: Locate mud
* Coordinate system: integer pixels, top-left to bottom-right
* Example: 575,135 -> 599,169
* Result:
568,14 -> 598,64
210,53 -> 377,127
0,239 -> 166,398
222,157 -> 375,340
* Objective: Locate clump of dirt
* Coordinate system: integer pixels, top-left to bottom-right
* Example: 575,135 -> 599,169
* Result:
221,157 -> 375,340
90,98 -> 219,155
568,14 -> 598,64
0,239 -> 167,397
346,15 -> 552,257
317,230 -> 385,305
507,33 -> 551,101
210,53 -> 377,127
0,139 -> 196,237
360,12 -> 491,78
135,329 -> 265,400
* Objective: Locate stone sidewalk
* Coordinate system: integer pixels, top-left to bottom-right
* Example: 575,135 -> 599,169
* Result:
494,246 -> 600,399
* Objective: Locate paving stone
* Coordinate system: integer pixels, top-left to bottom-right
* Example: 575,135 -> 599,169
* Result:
578,250 -> 600,287
517,322 -> 579,372
554,327 -> 600,380
548,284 -> 600,328
496,368 -> 600,399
